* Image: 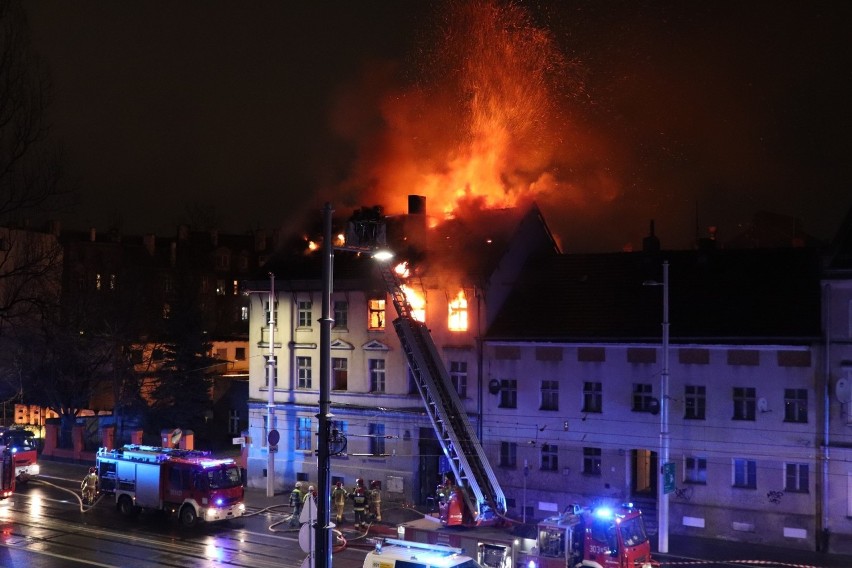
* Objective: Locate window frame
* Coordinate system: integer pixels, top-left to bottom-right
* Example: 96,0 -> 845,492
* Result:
684,456 -> 707,484
582,381 -> 602,413
499,441 -> 517,468
732,458 -> 757,489
449,361 -> 468,398
785,462 -> 809,493
297,356 -> 312,389
296,417 -> 312,451
632,383 -> 654,412
541,443 -> 558,471
733,387 -> 756,421
540,380 -> 559,411
784,388 -> 808,423
684,385 -> 706,420
369,358 -> 386,393
499,379 -> 517,409
583,447 -> 602,476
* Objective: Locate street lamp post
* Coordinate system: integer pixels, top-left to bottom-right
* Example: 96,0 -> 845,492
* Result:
658,262 -> 671,554
317,202 -> 334,568
644,261 -> 670,553
266,272 -> 276,499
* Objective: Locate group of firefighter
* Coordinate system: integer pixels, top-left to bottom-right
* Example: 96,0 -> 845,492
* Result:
288,478 -> 382,528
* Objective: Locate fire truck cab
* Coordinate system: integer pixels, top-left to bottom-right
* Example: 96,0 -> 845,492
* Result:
400,503 -> 652,568
96,445 -> 245,527
0,427 -> 39,484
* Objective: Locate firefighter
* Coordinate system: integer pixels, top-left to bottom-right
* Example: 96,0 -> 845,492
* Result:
350,485 -> 368,528
332,481 -> 348,523
288,482 -> 304,527
369,480 -> 382,522
304,485 -> 317,505
81,466 -> 98,505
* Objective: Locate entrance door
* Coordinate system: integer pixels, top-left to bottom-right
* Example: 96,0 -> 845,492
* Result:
418,428 -> 441,507
631,449 -> 657,496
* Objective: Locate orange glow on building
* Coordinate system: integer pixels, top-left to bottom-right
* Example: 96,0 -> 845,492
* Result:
448,290 -> 468,332
394,261 -> 410,278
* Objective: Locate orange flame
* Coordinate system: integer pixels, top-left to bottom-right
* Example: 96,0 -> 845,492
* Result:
448,290 -> 468,332
401,284 -> 426,323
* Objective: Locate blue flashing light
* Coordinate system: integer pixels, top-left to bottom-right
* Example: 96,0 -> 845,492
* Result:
215,498 -> 224,506
594,507 -> 613,519
527,561 -> 536,568
10,448 -> 16,454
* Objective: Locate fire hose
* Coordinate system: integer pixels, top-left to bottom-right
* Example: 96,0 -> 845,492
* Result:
32,478 -> 106,513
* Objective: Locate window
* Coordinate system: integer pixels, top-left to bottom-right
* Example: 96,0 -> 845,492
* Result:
785,463 -> 809,493
369,423 -> 386,456
216,279 -> 226,296
330,420 -> 348,450
264,300 -> 278,323
163,276 -> 174,293
235,347 -> 246,361
368,298 -> 386,330
684,385 -> 706,420
632,383 -> 654,412
332,358 -> 348,390
369,359 -> 386,392
499,379 -> 517,409
448,290 -> 468,332
733,458 -> 757,488
232,280 -> 239,295
540,380 -> 559,411
109,274 -> 117,291
784,389 -> 808,423
264,355 -> 278,387
499,442 -> 517,468
582,381 -> 602,413
733,387 -> 756,421
583,447 -> 602,475
240,306 -> 249,321
333,300 -> 348,329
228,409 -> 240,435
684,456 -> 707,484
298,300 -> 312,328
297,356 -> 312,389
296,417 -> 312,450
541,444 -> 558,471
450,361 -> 468,398
96,273 -> 102,291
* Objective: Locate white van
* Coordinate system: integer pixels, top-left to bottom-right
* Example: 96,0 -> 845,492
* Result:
364,538 -> 482,568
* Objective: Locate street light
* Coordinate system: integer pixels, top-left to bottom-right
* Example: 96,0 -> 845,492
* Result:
644,261 -> 670,554
317,203 -> 334,568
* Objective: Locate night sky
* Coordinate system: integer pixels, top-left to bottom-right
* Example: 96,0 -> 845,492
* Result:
23,1 -> 852,252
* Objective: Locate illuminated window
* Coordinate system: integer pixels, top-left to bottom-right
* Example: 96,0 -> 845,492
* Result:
733,387 -> 756,421
216,279 -> 226,296
95,273 -> 102,291
449,361 -> 467,398
685,385 -> 706,420
232,280 -> 239,295
332,358 -> 348,390
402,284 -> 425,322
685,456 -> 707,484
109,274 -> 117,290
632,383 -> 654,412
240,306 -> 249,321
583,381 -> 602,413
298,300 -> 312,328
583,447 -> 602,475
297,356 -> 312,389
296,417 -> 311,451
368,298 -> 386,330
369,359 -> 385,392
448,290 -> 468,331
541,444 -> 558,471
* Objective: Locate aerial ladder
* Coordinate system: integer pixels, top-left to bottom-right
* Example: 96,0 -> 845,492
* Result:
346,210 -> 506,525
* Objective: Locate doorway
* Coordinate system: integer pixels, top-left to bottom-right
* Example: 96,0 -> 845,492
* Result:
631,449 -> 657,497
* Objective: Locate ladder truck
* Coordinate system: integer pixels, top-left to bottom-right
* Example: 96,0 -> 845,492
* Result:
347,212 -> 506,526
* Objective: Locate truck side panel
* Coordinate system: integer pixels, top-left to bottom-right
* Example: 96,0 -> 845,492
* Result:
135,462 -> 162,508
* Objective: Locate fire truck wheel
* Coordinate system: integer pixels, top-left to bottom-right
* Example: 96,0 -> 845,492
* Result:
179,505 -> 198,527
117,495 -> 139,517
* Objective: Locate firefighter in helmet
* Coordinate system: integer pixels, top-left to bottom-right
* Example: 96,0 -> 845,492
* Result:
350,484 -> 368,528
81,466 -> 98,505
369,480 -> 382,522
304,485 -> 317,505
332,481 -> 348,523
288,482 -> 304,527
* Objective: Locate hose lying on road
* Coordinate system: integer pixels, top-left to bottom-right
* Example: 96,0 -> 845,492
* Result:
31,478 -> 106,513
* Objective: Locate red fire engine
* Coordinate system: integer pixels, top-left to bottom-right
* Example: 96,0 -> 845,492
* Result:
96,445 -> 245,527
0,427 -> 40,484
400,503 -> 652,568
0,448 -> 15,499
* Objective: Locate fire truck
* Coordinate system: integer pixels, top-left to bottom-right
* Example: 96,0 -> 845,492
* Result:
0,448 -> 15,499
399,503 -> 652,568
95,445 -> 245,527
348,212 -> 653,568
0,427 -> 40,484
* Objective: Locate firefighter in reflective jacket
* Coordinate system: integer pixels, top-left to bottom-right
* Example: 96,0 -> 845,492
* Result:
369,480 -> 382,522
81,467 -> 98,505
288,482 -> 304,527
351,486 -> 368,528
332,481 -> 348,523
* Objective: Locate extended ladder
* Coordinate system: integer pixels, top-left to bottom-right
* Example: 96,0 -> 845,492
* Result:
378,261 -> 506,524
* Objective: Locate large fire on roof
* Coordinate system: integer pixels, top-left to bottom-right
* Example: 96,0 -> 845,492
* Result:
327,0 -> 615,236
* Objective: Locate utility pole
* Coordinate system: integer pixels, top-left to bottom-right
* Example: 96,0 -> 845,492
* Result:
266,272 -> 276,498
317,203 -> 334,568
659,261 -> 670,553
